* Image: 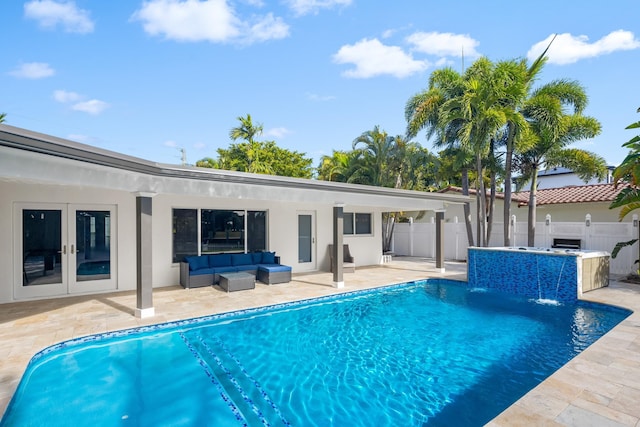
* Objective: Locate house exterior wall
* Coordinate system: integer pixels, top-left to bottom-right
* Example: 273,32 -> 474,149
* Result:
0,177 -> 385,303
0,180 -> 137,303
530,202 -> 630,223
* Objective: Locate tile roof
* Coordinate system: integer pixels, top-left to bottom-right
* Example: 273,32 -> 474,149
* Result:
438,185 -> 530,203
515,183 -> 629,206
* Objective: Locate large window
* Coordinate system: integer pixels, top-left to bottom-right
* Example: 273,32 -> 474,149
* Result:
172,209 -> 198,263
343,212 -> 372,235
172,208 -> 267,263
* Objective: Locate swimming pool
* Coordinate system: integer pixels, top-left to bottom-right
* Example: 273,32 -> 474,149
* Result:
1,279 -> 630,426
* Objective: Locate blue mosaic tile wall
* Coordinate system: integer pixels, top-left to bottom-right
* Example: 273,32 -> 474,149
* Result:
468,248 -> 578,302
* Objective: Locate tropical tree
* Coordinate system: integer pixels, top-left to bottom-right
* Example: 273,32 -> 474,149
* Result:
0,113 -> 5,123
610,107 -> 640,266
316,150 -> 360,182
350,126 -> 408,253
514,82 -> 605,245
197,114 -> 313,178
497,39 -> 557,247
228,114 -> 271,174
439,57 -> 522,246
406,67 -> 476,246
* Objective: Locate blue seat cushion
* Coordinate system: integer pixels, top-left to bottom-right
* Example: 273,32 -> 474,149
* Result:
186,256 -> 209,271
261,251 -> 276,264
231,253 -> 254,266
258,265 -> 291,273
209,254 -> 232,268
236,264 -> 258,272
190,267 -> 214,276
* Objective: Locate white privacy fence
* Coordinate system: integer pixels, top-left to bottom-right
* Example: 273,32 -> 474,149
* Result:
392,219 -> 639,275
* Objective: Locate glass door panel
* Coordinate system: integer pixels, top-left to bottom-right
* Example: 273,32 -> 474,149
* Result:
69,206 -> 116,293
15,204 -> 67,299
297,211 -> 316,271
22,209 -> 63,286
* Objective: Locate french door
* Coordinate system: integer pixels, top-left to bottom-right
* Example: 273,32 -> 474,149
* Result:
14,203 -> 117,299
297,211 -> 316,271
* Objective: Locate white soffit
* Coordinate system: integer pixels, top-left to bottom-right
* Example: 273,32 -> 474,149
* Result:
0,124 -> 471,211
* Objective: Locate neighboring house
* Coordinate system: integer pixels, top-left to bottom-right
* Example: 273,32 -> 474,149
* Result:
0,124 -> 469,312
515,182 -> 630,223
514,166 -> 615,191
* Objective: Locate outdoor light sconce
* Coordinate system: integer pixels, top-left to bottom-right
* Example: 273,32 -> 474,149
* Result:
545,214 -> 551,226
633,214 -> 638,228
585,214 -> 592,227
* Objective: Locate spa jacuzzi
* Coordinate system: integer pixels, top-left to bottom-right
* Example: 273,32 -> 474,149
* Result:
467,246 -> 610,302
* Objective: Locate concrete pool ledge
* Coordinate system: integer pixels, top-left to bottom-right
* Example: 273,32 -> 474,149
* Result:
1,259 -> 639,426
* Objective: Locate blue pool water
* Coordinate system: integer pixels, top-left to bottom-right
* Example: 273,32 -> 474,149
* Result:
1,279 -> 631,426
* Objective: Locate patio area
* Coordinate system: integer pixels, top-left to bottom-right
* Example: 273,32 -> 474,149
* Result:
1,258 -> 639,426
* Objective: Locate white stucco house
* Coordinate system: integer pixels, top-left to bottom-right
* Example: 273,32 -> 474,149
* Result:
0,124 -> 470,316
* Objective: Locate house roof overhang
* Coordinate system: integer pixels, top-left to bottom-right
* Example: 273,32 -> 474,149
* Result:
0,124 -> 472,211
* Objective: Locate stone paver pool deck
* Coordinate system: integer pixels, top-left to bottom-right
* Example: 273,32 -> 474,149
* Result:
1,258 -> 639,426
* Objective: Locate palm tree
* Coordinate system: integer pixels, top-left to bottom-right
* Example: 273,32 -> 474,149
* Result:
444,57 -> 518,246
609,107 -> 640,265
499,40 -> 556,246
514,84 -> 605,245
229,114 -> 272,174
351,125 -> 401,187
406,67 -> 476,246
0,113 -> 5,123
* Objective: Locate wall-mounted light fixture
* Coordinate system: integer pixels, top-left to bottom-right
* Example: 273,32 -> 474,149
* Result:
585,214 -> 591,227
545,214 -> 551,226
633,214 -> 638,228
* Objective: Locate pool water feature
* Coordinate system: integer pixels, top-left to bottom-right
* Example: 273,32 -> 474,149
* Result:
1,280 -> 630,426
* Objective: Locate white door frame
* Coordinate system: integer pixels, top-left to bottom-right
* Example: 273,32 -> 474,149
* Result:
296,211 -> 317,272
13,203 -> 117,300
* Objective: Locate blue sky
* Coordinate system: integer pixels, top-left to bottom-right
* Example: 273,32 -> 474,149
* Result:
2,0 -> 639,170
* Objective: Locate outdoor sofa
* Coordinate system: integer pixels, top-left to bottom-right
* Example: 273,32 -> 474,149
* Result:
180,251 -> 291,288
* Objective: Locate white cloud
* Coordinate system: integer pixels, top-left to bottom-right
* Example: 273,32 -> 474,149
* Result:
284,0 -> 352,16
53,89 -> 82,103
265,127 -> 291,138
164,140 -> 178,147
71,100 -> 110,115
407,31 -> 480,58
9,62 -> 55,79
131,0 -> 289,44
333,38 -> 429,79
528,30 -> 640,65
53,90 -> 109,115
246,13 -> 289,43
24,0 -> 94,33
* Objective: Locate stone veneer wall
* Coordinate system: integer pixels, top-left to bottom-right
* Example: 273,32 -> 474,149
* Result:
467,248 -> 578,302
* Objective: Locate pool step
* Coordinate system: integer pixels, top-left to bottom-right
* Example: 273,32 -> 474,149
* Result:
184,330 -> 291,427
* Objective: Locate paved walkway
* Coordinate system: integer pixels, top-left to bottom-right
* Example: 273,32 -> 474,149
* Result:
0,258 -> 639,426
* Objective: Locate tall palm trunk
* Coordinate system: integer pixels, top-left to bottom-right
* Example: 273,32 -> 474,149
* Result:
527,171 -> 539,246
487,169 -> 496,245
461,168 -> 474,246
476,153 -> 487,246
503,124 -> 516,246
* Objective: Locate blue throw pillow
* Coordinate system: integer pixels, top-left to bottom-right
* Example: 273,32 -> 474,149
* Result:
261,251 -> 275,264
251,252 -> 263,263
209,254 -> 231,268
231,253 -> 253,266
186,256 -> 208,271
